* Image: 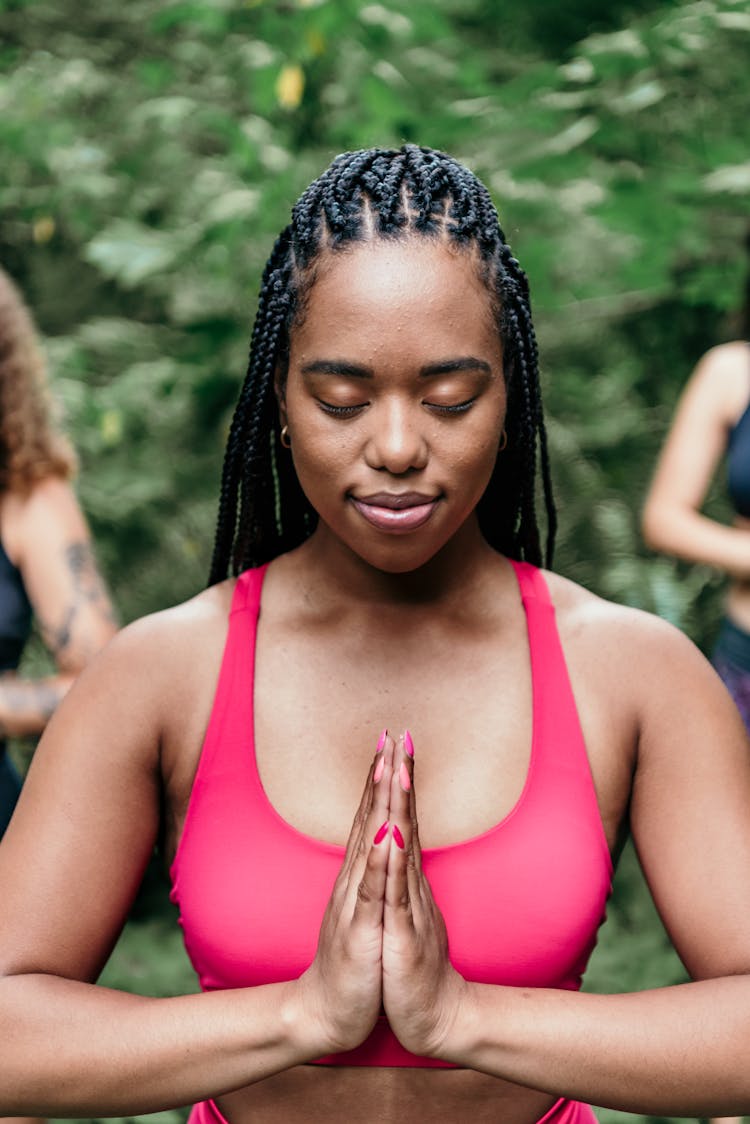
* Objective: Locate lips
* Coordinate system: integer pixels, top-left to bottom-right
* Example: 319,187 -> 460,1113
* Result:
350,491 -> 442,533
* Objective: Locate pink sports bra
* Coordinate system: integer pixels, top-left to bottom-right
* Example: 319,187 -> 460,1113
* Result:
169,559 -> 613,1066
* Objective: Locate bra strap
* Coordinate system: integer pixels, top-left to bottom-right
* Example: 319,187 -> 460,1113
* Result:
508,558 -> 552,609
231,563 -> 268,617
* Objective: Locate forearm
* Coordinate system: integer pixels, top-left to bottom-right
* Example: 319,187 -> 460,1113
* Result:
642,503 -> 750,578
0,974 -> 320,1117
0,674 -> 73,738
442,976 -> 750,1116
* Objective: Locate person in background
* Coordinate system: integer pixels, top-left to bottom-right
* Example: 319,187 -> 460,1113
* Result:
0,267 -> 117,834
0,267 -> 117,1124
0,147 -> 749,1124
642,338 -> 750,712
642,270 -> 749,1124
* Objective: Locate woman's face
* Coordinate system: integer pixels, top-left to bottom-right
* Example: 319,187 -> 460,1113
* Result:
280,238 -> 507,573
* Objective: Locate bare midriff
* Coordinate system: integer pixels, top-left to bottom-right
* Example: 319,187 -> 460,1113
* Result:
215,1066 -> 557,1123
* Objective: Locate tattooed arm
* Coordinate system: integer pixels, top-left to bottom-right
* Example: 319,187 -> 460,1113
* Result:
0,477 -> 117,739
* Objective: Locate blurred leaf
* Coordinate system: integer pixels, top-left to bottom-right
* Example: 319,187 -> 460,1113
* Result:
703,160 -> 750,194
275,62 -> 305,109
84,221 -> 194,287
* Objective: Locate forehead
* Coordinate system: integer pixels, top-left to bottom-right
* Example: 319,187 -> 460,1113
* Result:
291,239 -> 499,360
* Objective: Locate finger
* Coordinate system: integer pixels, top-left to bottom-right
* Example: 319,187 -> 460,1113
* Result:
336,736 -> 381,890
385,731 -> 420,929
388,732 -> 411,846
384,810 -> 416,935
360,731 -> 395,863
350,814 -> 391,931
403,729 -> 424,874
340,730 -> 394,882
389,730 -> 421,881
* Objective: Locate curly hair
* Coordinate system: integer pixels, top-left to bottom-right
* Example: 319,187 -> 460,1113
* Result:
209,144 -> 556,583
0,267 -> 76,495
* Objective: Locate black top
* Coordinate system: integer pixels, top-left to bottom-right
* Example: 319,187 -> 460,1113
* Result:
726,344 -> 750,518
0,537 -> 32,673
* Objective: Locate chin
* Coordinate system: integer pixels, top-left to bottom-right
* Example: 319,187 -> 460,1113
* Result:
352,539 -> 452,575
372,556 -> 430,575
313,511 -> 462,574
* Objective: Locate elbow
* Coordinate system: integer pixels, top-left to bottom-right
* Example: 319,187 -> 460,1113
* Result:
641,500 -> 668,554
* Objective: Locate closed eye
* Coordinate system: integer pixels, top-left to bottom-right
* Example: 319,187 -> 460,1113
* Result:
317,400 -> 368,418
425,397 -> 477,416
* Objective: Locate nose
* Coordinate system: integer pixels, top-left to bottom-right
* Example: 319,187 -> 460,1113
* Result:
365,397 -> 428,475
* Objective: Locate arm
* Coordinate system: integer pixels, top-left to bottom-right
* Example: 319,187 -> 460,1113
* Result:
0,619 -> 392,1117
381,627 -> 750,1116
0,476 -> 118,738
641,341 -> 750,576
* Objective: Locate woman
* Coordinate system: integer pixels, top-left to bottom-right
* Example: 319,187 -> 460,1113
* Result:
0,267 -> 117,837
642,338 -> 750,725
0,146 -> 748,1123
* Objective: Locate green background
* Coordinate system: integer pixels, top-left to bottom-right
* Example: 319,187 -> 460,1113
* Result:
2,0 -> 749,1120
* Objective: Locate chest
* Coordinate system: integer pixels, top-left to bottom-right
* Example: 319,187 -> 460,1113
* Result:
253,617 -> 534,849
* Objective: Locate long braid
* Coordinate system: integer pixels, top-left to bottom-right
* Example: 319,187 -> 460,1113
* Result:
210,144 -> 556,581
209,229 -> 298,582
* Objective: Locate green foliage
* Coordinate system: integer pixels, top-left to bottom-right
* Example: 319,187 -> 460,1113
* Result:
2,0 -> 747,631
2,2 -> 749,1121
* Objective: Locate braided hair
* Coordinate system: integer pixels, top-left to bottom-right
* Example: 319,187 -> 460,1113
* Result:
209,144 -> 556,583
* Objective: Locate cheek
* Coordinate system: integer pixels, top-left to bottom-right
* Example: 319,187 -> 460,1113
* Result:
453,418 -> 506,500
451,400 -> 506,469
286,423 -> 348,502
463,436 -> 501,494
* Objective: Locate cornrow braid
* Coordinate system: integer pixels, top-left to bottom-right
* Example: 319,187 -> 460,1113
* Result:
209,144 -> 556,584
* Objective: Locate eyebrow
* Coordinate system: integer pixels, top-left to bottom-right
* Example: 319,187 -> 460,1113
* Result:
420,357 -> 492,377
301,360 -> 373,379
301,357 -> 492,379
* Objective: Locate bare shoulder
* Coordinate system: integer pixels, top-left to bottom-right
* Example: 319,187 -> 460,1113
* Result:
103,578 -> 233,671
695,339 -> 750,379
0,475 -> 84,563
8,473 -> 81,524
689,339 -> 750,419
119,578 -> 234,641
539,567 -> 750,792
541,568 -> 710,690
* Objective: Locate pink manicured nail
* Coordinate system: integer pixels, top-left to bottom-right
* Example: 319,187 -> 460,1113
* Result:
373,820 -> 389,845
392,824 -> 405,849
404,730 -> 415,758
399,761 -> 411,791
376,728 -> 388,752
374,756 -> 385,783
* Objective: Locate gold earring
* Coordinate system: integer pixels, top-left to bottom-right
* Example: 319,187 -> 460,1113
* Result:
280,425 -> 291,449
498,429 -> 508,452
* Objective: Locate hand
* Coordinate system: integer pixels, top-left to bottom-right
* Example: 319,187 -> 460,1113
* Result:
296,731 -> 396,1056
381,732 -> 467,1058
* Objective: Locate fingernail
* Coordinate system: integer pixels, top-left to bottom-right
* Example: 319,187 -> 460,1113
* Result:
404,730 -> 415,758
392,824 -> 405,849
374,755 -> 385,783
376,728 -> 388,752
399,761 -> 411,791
373,820 -> 389,845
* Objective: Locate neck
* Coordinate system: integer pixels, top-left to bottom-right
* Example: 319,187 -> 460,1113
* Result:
291,514 -> 503,610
